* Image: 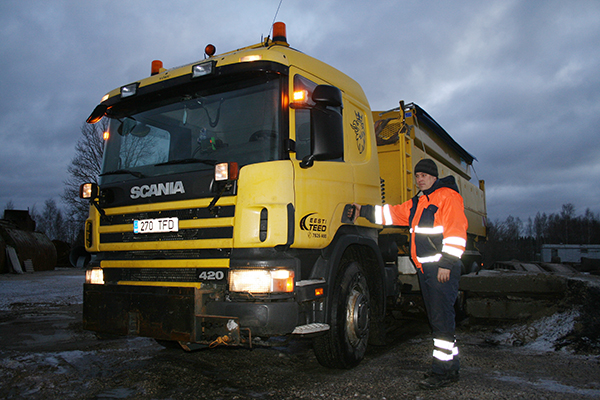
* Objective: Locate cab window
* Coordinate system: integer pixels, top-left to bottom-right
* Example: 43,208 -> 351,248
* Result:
293,75 -> 317,160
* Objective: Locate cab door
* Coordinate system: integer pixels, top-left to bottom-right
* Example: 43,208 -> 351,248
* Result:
289,72 -> 354,250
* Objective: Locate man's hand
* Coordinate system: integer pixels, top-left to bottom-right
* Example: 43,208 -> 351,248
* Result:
349,203 -> 361,223
437,267 -> 451,283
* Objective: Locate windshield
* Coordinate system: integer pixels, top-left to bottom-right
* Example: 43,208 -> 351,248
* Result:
100,76 -> 283,184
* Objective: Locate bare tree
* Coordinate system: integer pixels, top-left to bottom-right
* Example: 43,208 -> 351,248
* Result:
560,203 -> 576,244
61,119 -> 106,237
3,200 -> 15,218
36,198 -> 66,241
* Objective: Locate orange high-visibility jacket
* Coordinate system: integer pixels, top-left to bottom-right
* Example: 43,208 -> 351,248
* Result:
370,176 -> 468,272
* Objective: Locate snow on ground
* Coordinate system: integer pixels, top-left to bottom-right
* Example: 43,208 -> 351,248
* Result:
0,268 -> 84,311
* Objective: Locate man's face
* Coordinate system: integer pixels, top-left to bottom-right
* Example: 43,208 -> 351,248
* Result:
415,172 -> 437,191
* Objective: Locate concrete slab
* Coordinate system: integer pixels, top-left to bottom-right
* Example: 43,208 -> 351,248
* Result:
465,296 -> 557,320
460,270 -> 568,295
6,246 -> 23,274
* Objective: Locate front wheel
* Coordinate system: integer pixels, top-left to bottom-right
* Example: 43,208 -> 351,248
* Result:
313,261 -> 370,369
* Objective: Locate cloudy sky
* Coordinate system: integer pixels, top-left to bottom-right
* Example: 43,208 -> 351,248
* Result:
1,0 -> 599,223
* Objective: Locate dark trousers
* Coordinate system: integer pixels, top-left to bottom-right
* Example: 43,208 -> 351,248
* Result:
417,261 -> 461,374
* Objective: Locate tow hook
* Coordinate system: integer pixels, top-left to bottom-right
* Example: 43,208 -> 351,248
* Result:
209,335 -> 232,348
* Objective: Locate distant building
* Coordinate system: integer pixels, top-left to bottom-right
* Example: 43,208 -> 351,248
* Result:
541,244 -> 600,263
3,209 -> 36,231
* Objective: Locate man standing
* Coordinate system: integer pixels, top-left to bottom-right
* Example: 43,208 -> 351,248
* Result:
350,158 -> 467,390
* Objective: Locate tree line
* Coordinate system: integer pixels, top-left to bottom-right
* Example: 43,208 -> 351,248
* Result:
483,204 -> 600,266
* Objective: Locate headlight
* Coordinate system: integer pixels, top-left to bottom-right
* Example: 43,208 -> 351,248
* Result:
85,268 -> 104,285
215,162 -> 239,182
79,183 -> 99,199
229,269 -> 294,294
192,61 -> 214,78
120,82 -> 139,98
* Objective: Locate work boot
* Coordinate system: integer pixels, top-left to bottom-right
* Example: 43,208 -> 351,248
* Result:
422,369 -> 459,379
418,371 -> 459,390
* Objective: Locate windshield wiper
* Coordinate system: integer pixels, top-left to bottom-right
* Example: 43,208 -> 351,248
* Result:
155,158 -> 216,167
100,169 -> 145,178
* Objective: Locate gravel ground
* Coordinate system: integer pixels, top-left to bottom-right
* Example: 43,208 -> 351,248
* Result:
1,269 -> 599,399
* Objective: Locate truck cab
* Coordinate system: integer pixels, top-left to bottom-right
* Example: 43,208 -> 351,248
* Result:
82,23 -> 386,368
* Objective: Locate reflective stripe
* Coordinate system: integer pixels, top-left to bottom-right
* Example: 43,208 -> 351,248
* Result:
433,347 -> 459,361
442,245 -> 464,258
433,338 -> 459,362
443,236 -> 467,247
414,225 -> 444,235
434,338 -> 455,350
383,204 -> 393,225
433,349 -> 454,361
417,254 -> 442,263
374,205 -> 383,225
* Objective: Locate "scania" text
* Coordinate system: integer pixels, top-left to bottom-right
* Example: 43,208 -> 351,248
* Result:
130,181 -> 185,199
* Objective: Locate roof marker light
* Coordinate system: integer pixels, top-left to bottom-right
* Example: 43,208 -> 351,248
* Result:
240,55 -> 262,62
272,22 -> 287,43
151,60 -> 163,76
205,44 -> 216,57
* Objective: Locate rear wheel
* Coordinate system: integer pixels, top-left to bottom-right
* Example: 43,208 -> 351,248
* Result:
313,261 -> 370,369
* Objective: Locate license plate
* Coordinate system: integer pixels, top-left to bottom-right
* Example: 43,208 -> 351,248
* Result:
133,217 -> 179,234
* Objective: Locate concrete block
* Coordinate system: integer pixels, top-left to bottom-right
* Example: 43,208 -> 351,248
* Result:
460,270 -> 568,295
466,297 -> 554,320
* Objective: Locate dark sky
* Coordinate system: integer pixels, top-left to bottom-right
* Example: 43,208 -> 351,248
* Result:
1,0 -> 599,223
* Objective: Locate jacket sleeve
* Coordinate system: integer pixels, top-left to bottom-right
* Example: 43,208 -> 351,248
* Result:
360,201 -> 412,226
438,190 -> 468,268
387,201 -> 412,226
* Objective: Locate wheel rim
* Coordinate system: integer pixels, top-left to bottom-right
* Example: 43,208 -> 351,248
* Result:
345,278 -> 369,347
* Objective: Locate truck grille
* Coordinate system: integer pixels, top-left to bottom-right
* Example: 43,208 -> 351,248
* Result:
100,206 -> 235,226
100,227 -> 233,243
98,205 -> 235,244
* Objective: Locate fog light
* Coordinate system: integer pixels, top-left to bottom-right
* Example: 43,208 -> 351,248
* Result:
86,268 -> 104,285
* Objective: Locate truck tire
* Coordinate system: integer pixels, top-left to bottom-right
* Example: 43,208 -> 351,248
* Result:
313,261 -> 370,369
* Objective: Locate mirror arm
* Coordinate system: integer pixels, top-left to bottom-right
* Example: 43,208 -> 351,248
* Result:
90,199 -> 111,223
300,155 -> 315,169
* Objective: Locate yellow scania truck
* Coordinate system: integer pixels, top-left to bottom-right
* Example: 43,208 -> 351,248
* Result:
81,22 -> 486,369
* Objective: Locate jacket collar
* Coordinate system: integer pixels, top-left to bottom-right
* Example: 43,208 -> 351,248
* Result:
420,176 -> 460,198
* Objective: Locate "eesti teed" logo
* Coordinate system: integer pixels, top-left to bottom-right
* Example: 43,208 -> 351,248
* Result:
300,213 -> 328,239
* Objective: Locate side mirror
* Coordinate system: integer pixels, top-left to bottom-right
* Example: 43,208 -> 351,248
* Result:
300,85 -> 344,168
86,104 -> 108,124
312,85 -> 342,107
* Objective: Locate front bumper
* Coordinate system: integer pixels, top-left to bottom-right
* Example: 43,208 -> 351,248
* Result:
83,283 -> 299,346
